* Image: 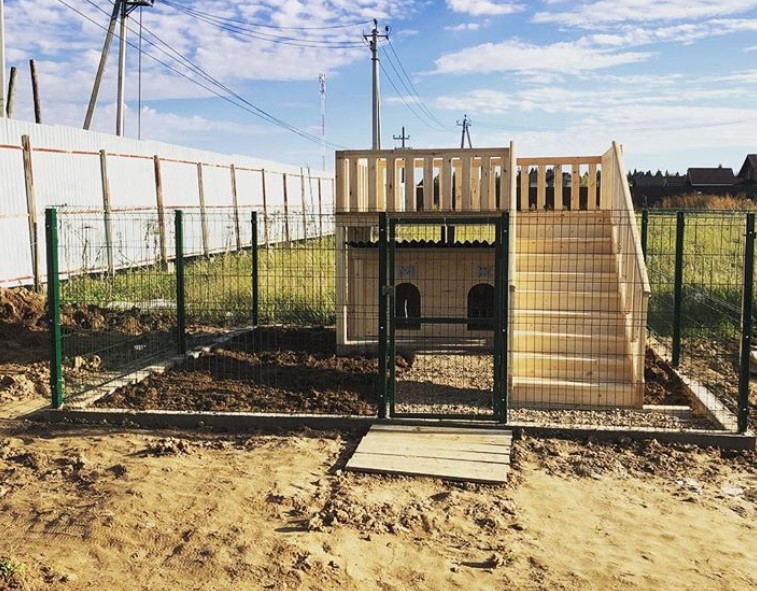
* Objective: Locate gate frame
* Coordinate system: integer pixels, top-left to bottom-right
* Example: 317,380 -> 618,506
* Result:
377,213 -> 509,422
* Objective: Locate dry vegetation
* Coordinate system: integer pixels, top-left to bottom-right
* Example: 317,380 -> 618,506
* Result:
656,193 -> 757,210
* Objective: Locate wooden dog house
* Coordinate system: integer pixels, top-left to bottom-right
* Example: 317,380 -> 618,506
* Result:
334,142 -> 650,410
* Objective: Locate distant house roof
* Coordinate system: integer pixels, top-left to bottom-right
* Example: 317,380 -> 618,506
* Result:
687,167 -> 736,186
665,175 -> 685,186
737,155 -> 757,183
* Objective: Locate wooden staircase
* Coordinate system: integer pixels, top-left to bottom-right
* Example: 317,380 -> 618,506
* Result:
511,211 -> 639,408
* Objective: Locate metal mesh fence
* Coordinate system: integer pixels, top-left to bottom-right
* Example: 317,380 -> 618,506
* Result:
644,210 -> 753,432
46,206 -> 754,434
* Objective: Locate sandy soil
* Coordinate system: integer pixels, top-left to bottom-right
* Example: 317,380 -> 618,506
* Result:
0,422 -> 755,591
1,288 -> 756,591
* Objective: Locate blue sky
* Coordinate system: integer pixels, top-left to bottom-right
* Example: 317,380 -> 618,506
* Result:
4,0 -> 757,173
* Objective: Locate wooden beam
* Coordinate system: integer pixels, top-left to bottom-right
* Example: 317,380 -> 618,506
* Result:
588,163 -> 597,210
554,164 -> 563,211
423,156 -> 434,211
440,155 -> 452,211
537,164 -> 546,211
404,155 -> 415,211
517,155 -> 602,166
571,163 -> 580,211
520,165 -> 529,211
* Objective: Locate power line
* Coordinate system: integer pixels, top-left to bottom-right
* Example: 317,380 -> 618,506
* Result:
59,0 -> 345,149
384,38 -> 449,129
379,60 -> 444,132
163,1 -> 366,48
161,0 -> 371,31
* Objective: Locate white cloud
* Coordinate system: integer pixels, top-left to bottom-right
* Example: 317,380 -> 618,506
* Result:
447,0 -> 523,16
433,40 -> 652,75
744,44 -> 757,51
444,22 -> 481,31
533,0 -> 757,27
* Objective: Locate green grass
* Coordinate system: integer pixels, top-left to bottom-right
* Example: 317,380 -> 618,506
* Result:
61,236 -> 336,327
643,211 -> 749,339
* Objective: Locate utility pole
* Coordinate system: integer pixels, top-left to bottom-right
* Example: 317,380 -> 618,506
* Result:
457,114 -> 472,149
0,0 -> 6,119
319,73 -> 326,170
393,126 -> 410,149
364,19 -> 389,150
30,59 -> 42,123
5,64 -> 16,117
83,0 -> 153,135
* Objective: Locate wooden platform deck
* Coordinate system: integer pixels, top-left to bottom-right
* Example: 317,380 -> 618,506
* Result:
346,424 -> 512,484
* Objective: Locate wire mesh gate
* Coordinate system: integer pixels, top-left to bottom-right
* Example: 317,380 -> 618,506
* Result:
377,213 -> 509,421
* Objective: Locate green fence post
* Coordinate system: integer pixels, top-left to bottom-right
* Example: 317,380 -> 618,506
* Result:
738,213 -> 755,433
377,213 -> 388,419
672,211 -> 685,367
641,208 -> 649,262
175,210 -> 187,355
493,212 -> 509,423
388,219 -> 397,416
251,211 -> 259,327
45,208 -> 63,408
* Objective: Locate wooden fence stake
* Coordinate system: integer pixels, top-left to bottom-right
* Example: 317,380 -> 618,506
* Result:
261,168 -> 269,247
21,135 -> 40,291
6,66 -> 17,118
30,59 -> 42,124
300,167 -> 308,242
99,149 -> 115,276
153,155 -> 167,267
282,172 -> 291,245
229,164 -> 242,251
197,163 -> 209,256
317,177 -> 323,237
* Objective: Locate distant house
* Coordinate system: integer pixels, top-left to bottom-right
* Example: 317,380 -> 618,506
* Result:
665,174 -> 685,186
687,166 -> 736,187
737,155 -> 757,184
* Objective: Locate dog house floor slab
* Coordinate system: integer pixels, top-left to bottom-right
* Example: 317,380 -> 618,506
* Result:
346,424 -> 512,484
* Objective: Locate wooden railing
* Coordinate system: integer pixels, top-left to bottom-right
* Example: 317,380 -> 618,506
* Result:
516,155 -> 604,211
602,142 -> 652,394
335,147 -> 512,213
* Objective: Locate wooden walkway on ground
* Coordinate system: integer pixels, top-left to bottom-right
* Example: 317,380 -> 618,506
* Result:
346,424 -> 512,484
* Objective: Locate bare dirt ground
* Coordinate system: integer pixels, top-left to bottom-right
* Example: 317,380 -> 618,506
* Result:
0,421 -> 755,591
1,286 -> 757,590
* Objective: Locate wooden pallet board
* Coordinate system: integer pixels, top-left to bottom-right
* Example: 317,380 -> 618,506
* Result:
346,424 -> 512,484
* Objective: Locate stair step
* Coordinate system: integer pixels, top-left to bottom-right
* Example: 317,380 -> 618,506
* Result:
516,254 -> 616,273
513,309 -> 627,334
514,290 -> 621,312
511,377 -> 640,408
516,272 -> 618,292
512,352 -> 631,381
518,237 -> 613,254
513,330 -> 626,355
517,211 -> 611,239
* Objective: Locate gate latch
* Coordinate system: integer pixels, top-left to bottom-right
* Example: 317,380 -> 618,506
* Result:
381,285 -> 394,297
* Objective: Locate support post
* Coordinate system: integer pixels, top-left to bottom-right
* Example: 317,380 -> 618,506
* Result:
261,169 -> 270,247
251,211 -> 259,326
84,0 -> 120,129
672,211 -> 685,367
377,212 -> 388,418
230,164 -> 242,251
99,150 -> 115,276
5,65 -> 17,117
738,213 -> 755,433
174,210 -> 186,355
494,212 -> 509,422
300,168 -> 308,242
282,173 -> 291,245
317,177 -> 323,238
153,155 -> 167,267
45,208 -> 63,408
388,219 -> 396,415
641,208 -> 649,262
0,0 -> 5,119
116,1 -> 127,136
30,59 -> 41,123
196,163 -> 209,256
21,135 -> 40,291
